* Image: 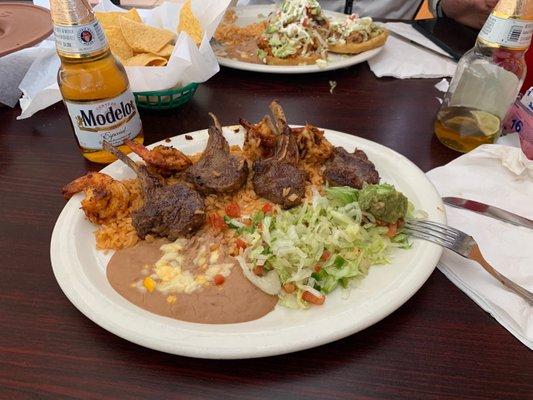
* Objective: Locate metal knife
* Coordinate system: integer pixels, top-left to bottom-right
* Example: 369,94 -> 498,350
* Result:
442,197 -> 533,229
387,31 -> 456,61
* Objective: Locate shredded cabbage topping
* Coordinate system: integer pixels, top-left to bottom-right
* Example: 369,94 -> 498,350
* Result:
262,0 -> 329,59
328,15 -> 384,45
234,184 -> 412,308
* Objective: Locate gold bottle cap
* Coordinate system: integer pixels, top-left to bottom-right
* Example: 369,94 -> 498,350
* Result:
50,0 -> 94,26
50,0 -> 109,58
492,0 -> 533,20
478,0 -> 533,49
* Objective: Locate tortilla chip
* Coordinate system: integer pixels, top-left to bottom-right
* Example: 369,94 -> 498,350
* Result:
106,26 -> 133,61
125,53 -> 168,67
96,9 -> 142,29
125,8 -> 142,22
156,43 -> 174,57
96,12 -> 116,29
119,17 -> 175,53
177,0 -> 203,45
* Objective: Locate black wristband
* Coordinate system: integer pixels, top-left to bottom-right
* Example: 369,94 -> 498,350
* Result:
436,0 -> 446,18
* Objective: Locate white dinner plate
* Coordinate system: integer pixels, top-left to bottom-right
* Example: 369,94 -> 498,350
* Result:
214,5 -> 385,74
51,126 -> 445,359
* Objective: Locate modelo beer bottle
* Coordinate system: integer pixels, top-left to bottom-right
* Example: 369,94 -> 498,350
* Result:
50,0 -> 144,163
434,0 -> 533,153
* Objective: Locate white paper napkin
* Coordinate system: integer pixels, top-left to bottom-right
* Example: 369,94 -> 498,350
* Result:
497,132 -> 521,148
368,22 -> 457,79
0,41 -> 53,107
18,40 -> 62,120
426,144 -> 533,349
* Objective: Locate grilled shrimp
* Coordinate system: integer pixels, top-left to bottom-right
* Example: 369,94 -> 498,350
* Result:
292,124 -> 332,164
240,115 -> 278,161
125,139 -> 192,177
62,172 -> 131,225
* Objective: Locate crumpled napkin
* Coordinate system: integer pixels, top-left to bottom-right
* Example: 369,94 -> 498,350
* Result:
18,40 -> 61,120
368,22 -> 457,79
497,132 -> 522,148
0,40 -> 54,107
426,144 -> 533,349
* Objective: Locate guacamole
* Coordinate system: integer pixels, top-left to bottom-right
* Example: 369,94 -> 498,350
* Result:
358,183 -> 408,224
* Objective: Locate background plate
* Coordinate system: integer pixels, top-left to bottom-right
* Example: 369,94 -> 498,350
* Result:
51,127 -> 445,359
215,5 -> 384,74
0,3 -> 52,57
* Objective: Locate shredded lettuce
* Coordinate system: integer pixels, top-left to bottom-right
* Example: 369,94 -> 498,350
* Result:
325,186 -> 358,206
263,0 -> 328,59
239,185 -> 412,308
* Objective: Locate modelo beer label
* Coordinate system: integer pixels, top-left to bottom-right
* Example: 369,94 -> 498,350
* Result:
479,15 -> 533,49
54,21 -> 108,54
64,89 -> 142,150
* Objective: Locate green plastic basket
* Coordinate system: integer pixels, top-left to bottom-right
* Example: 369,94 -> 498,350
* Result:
134,82 -> 198,110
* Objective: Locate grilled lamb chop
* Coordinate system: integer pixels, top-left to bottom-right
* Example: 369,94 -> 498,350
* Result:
185,113 -> 248,194
324,147 -> 380,189
103,141 -> 205,241
252,101 -> 306,209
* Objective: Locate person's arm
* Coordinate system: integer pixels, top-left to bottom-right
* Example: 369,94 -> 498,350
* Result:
432,0 -> 498,29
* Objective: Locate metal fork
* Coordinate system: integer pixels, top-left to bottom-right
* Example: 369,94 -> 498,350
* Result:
404,220 -> 533,304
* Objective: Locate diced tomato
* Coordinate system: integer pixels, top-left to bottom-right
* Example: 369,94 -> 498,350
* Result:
386,222 -> 398,238
252,265 -> 265,277
262,203 -> 273,214
314,265 -> 322,272
225,203 -> 241,218
283,283 -> 296,293
321,250 -> 331,261
235,238 -> 247,250
302,291 -> 325,305
208,213 -> 226,231
214,274 -> 225,286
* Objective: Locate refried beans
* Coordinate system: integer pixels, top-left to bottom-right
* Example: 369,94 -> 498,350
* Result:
221,39 -> 263,64
107,239 -> 277,324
